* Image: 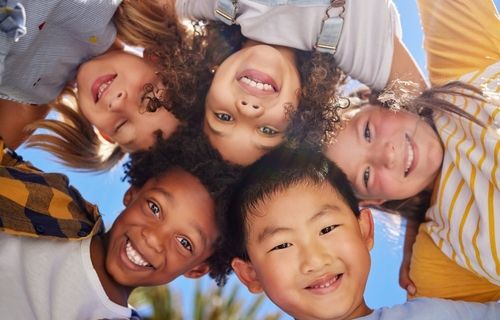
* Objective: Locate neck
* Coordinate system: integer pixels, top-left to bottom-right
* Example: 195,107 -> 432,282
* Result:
90,235 -> 133,306
243,39 -> 297,64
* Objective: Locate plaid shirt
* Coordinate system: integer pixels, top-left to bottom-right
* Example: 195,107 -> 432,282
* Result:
0,139 -> 104,239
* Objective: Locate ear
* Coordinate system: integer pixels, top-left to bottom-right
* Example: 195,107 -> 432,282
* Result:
183,262 -> 210,279
359,198 -> 385,207
358,208 -> 375,250
143,48 -> 160,64
123,187 -> 138,206
231,258 -> 263,294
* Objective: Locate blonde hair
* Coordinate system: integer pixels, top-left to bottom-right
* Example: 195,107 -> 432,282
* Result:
26,0 -> 197,172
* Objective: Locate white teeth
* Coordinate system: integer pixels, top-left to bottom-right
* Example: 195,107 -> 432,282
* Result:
125,240 -> 152,267
309,275 -> 339,289
97,80 -> 112,100
240,76 -> 275,92
404,135 -> 414,175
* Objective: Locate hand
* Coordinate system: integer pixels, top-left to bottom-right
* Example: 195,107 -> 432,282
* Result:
399,255 -> 416,296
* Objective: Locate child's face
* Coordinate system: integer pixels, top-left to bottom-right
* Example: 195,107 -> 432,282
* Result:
204,43 -> 301,165
77,50 -> 180,152
324,105 -> 443,202
232,182 -> 373,320
104,168 -> 218,287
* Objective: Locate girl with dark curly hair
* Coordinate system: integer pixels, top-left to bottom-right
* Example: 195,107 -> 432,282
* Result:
0,1 -> 207,171
172,0 -> 425,166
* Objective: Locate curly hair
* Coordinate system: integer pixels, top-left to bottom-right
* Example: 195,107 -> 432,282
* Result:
25,0 -> 208,171
123,126 -> 243,286
286,81 -> 488,221
190,20 -> 346,144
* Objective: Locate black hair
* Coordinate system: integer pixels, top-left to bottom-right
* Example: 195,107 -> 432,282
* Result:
211,145 -> 360,281
123,126 -> 243,285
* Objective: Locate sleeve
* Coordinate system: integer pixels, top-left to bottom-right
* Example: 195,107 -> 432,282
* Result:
417,0 -> 500,85
335,0 -> 401,90
175,0 -> 217,20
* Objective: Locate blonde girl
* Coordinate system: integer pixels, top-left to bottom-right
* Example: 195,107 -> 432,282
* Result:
0,1 -> 205,171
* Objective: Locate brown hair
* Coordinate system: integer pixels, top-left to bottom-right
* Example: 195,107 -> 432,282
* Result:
26,0 -> 207,171
287,81 -> 488,221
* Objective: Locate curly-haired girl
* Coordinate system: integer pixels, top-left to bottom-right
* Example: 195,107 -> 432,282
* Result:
173,0 -> 425,166
0,0 -> 205,171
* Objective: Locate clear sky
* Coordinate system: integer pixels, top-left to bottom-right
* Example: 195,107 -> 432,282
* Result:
15,0 -> 499,318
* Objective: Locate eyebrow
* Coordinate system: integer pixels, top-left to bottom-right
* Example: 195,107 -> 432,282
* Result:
152,186 -> 210,251
256,204 -> 341,243
205,120 -> 228,137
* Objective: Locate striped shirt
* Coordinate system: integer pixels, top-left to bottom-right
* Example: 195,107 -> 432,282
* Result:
0,0 -> 121,104
424,61 -> 500,285
0,139 -> 104,239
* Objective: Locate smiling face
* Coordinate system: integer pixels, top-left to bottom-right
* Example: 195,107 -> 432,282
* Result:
204,43 -> 301,165
232,182 -> 373,320
76,50 -> 180,152
324,105 -> 443,202
103,168 -> 218,288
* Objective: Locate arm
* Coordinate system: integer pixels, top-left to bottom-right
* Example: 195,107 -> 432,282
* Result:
399,218 -> 420,296
387,36 -> 428,92
417,0 -> 500,85
0,99 -> 49,150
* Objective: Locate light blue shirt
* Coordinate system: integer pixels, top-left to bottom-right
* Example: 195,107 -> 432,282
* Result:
0,0 -> 121,104
358,298 -> 500,320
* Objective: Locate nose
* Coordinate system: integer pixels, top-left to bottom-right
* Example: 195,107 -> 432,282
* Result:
299,241 -> 332,274
142,226 -> 165,254
108,90 -> 127,111
372,141 -> 396,169
235,98 -> 264,118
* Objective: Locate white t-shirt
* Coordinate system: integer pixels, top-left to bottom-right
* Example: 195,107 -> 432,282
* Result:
0,233 -> 133,320
176,0 -> 402,90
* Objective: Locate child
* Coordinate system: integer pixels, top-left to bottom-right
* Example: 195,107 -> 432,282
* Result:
287,0 -> 500,302
216,146 -> 500,319
0,0 -> 204,171
0,127 -> 242,319
174,0 -> 426,165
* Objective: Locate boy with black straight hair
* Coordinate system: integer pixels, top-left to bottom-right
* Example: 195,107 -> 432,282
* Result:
215,146 -> 500,319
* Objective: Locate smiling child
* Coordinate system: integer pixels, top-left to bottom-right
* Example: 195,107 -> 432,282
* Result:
215,146 -> 500,319
0,127 -> 242,319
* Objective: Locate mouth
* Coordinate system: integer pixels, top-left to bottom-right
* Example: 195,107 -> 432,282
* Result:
237,69 -> 278,96
305,273 -> 343,294
125,239 -> 154,269
404,134 -> 416,177
92,74 -> 117,103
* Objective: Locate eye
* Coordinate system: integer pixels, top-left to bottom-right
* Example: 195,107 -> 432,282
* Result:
176,236 -> 193,253
320,225 -> 339,235
259,126 -> 278,136
363,167 -> 371,189
364,121 -> 371,142
147,200 -> 160,217
269,242 -> 292,252
215,112 -> 233,122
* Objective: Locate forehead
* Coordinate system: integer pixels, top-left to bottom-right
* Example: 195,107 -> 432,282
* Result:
248,181 -> 348,228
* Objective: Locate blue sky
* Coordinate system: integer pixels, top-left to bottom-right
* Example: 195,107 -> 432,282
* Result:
16,0 -> 499,318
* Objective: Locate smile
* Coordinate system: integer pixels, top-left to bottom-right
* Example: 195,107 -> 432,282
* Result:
305,273 -> 343,293
92,74 -> 117,103
125,239 -> 152,268
237,69 -> 278,97
404,134 -> 416,177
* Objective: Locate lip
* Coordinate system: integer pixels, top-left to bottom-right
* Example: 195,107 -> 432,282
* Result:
305,273 -> 343,295
91,74 -> 117,103
404,134 -> 418,177
236,69 -> 279,97
119,237 -> 155,271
